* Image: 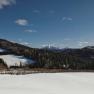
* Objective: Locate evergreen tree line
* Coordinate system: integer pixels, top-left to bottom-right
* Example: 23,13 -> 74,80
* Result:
0,39 -> 94,70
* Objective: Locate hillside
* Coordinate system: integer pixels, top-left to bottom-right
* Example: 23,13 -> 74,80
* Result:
0,39 -> 94,70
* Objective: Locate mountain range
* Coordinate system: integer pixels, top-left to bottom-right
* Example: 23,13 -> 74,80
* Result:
0,39 -> 94,70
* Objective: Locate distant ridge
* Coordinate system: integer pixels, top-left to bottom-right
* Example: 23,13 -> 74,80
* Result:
0,39 -> 94,70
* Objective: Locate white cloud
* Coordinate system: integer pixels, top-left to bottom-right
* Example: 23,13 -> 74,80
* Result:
41,43 -> 67,49
79,42 -> 89,44
17,39 -> 32,46
24,29 -> 37,33
15,19 -> 29,26
0,0 -> 16,9
18,41 -> 32,47
41,43 -> 57,48
78,41 -> 89,47
22,42 -> 32,45
24,30 -> 33,33
33,10 -> 40,13
62,17 -> 72,21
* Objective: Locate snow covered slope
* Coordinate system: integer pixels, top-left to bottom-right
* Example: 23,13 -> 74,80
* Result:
0,55 -> 35,67
0,73 -> 94,94
0,48 -> 6,52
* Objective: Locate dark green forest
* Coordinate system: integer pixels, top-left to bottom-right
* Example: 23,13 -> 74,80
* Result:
0,39 -> 94,70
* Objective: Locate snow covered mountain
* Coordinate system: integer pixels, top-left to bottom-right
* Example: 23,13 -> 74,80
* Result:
42,46 -> 61,51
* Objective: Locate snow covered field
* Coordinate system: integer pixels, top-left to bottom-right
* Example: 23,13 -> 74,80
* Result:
0,73 -> 94,94
0,55 -> 35,67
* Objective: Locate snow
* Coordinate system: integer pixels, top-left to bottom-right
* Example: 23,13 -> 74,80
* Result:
0,55 -> 35,67
0,48 -> 6,52
0,73 -> 94,94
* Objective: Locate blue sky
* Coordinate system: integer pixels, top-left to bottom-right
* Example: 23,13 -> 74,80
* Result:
0,0 -> 94,48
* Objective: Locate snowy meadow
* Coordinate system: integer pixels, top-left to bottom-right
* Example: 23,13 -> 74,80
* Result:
0,73 -> 94,94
